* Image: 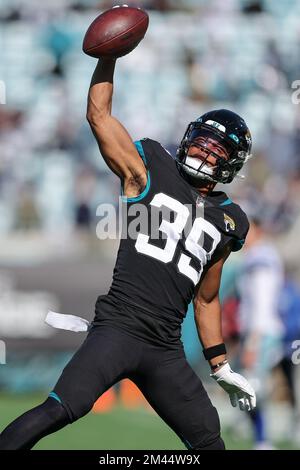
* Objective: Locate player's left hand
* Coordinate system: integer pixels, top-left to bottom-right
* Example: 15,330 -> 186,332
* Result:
210,362 -> 256,411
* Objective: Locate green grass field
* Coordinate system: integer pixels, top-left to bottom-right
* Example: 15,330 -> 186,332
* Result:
0,393 -> 296,450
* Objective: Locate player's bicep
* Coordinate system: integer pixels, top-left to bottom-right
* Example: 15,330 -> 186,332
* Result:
89,114 -> 146,180
194,243 -> 232,305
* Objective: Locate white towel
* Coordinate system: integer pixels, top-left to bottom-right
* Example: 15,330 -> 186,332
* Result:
45,311 -> 90,332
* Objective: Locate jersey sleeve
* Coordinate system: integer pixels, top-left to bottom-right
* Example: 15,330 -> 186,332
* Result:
226,205 -> 249,252
134,138 -> 174,166
209,202 -> 249,253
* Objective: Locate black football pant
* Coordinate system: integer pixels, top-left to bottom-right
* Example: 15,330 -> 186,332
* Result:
0,325 -> 224,450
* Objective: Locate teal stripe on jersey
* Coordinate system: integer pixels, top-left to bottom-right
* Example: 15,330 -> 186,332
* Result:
220,198 -> 233,206
49,391 -> 62,404
121,140 -> 151,203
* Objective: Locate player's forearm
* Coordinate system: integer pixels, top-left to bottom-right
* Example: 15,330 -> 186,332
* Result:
194,296 -> 226,368
87,58 -> 116,123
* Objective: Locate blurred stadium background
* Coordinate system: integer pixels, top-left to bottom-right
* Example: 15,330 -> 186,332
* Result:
1,0 -> 300,450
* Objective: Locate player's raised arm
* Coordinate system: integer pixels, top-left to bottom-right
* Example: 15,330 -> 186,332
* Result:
86,59 -> 147,196
193,244 -> 256,412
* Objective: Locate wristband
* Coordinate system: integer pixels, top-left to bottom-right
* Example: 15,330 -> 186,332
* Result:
210,359 -> 228,371
203,343 -> 226,360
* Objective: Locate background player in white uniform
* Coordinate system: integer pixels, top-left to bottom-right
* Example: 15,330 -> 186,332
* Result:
238,215 -> 284,448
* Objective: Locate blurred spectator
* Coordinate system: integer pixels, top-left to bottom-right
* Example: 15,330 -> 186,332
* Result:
15,183 -> 40,231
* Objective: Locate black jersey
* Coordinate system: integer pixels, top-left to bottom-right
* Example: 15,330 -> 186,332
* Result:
94,138 -> 249,346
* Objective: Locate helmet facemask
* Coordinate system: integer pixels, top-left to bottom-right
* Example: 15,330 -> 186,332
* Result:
176,118 -> 252,185
182,131 -> 233,184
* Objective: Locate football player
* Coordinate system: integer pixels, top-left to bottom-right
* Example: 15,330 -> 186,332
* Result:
0,58 -> 256,450
238,215 -> 284,449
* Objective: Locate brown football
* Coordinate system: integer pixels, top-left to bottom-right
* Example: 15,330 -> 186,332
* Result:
82,6 -> 149,59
